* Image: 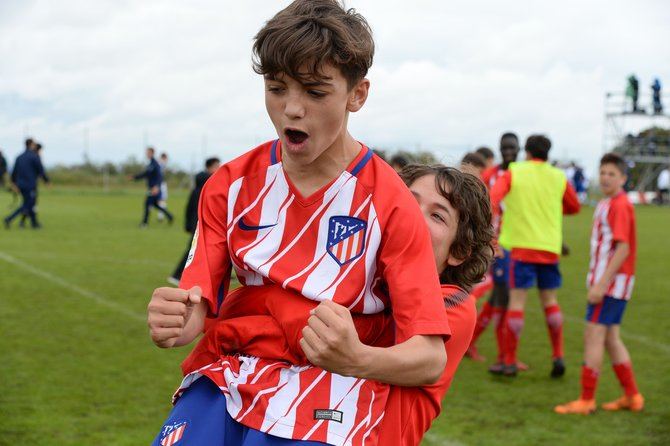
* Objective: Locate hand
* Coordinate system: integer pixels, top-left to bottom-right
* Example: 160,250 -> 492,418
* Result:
587,283 -> 606,304
150,185 -> 160,196
147,286 -> 201,348
299,300 -> 367,376
126,174 -> 134,181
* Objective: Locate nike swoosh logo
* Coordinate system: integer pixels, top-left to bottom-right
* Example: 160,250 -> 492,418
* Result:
238,217 -> 277,231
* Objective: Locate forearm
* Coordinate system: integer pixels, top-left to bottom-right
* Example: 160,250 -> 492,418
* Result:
352,335 -> 446,386
596,243 -> 630,290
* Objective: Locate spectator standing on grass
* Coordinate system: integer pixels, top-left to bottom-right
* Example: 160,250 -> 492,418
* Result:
157,152 -> 169,222
167,157 -> 221,285
0,148 -> 7,189
4,138 -> 49,229
131,146 -> 173,227
657,165 -> 669,205
19,143 -> 45,228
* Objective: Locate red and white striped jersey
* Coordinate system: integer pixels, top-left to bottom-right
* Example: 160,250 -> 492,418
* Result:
179,140 -> 450,445
587,192 -> 637,300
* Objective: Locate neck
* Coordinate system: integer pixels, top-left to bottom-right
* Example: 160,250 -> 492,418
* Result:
605,188 -> 623,198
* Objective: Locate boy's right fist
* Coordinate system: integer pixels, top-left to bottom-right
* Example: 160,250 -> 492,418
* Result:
147,286 -> 202,348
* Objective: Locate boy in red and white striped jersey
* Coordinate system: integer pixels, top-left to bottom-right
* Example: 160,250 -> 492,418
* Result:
555,152 -> 643,415
146,2 -> 450,445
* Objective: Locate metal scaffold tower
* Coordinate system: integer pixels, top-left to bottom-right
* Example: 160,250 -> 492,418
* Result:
603,90 -> 669,191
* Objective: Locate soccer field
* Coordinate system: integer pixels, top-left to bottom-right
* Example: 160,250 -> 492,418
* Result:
1,187 -> 669,445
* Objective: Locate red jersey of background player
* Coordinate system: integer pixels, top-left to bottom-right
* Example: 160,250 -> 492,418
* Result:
377,285 -> 476,446
587,191 -> 636,300
178,140 -> 450,446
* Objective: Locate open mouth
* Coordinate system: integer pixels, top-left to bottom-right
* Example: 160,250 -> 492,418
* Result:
285,128 -> 309,145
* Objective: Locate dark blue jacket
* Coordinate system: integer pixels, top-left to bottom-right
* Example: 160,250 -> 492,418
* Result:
11,150 -> 49,190
134,158 -> 163,189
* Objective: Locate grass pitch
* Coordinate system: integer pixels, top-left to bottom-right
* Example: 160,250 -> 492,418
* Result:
1,187 -> 669,445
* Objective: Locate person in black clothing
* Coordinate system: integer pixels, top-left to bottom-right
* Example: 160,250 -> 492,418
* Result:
0,148 -> 7,189
167,157 -> 221,285
132,147 -> 174,227
4,138 -> 49,229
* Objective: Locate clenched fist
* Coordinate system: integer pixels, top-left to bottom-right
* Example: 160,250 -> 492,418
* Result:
147,286 -> 204,348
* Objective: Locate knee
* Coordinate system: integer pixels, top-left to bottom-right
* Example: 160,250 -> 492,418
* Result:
507,317 -> 524,335
546,311 -> 563,329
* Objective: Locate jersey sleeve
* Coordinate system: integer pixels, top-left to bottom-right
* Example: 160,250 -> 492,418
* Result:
608,199 -> 632,244
179,171 -> 232,317
489,170 -> 511,215
562,181 -> 581,215
379,199 -> 451,344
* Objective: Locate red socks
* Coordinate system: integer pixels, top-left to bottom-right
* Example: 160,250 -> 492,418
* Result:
494,308 -> 506,362
581,366 -> 599,400
613,362 -> 639,396
470,301 -> 493,345
544,304 -> 564,359
504,310 -> 524,365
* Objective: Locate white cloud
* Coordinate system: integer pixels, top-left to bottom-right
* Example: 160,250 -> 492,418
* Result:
0,0 -> 668,176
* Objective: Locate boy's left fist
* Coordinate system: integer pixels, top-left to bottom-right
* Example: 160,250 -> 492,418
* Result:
300,300 -> 367,376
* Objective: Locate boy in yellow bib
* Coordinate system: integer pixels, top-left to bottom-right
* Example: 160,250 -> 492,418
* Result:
490,135 -> 580,377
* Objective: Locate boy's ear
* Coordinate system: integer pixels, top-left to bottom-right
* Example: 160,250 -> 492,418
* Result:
347,78 -> 370,113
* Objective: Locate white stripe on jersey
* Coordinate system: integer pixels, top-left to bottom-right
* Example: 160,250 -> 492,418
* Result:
328,377 -> 365,444
224,356 -> 259,418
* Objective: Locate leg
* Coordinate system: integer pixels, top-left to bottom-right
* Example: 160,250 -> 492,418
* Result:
151,377 -> 231,446
503,287 -> 527,375
538,263 -> 565,377
604,324 -> 643,411
554,322 -> 604,414
142,195 -> 152,225
4,188 -> 32,227
151,199 -> 174,222
539,288 -> 563,361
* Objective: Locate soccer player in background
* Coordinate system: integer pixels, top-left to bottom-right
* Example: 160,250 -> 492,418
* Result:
0,148 -> 7,189
168,157 -> 221,285
4,138 -> 49,229
459,152 -> 486,177
490,134 -> 580,377
389,153 -> 410,173
157,152 -> 169,222
555,153 -> 643,415
475,146 -> 495,169
131,146 -> 173,227
147,2 -> 451,445
466,133 -> 524,372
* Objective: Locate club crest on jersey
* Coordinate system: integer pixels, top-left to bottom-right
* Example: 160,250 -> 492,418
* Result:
326,216 -> 367,266
159,419 -> 188,446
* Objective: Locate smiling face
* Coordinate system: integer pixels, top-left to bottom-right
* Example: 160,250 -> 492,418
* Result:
264,63 -> 369,168
408,174 -> 462,274
599,162 -> 626,197
500,136 -> 520,167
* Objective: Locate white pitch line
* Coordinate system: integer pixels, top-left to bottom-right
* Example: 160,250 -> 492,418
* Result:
565,314 -> 670,356
0,251 -> 145,322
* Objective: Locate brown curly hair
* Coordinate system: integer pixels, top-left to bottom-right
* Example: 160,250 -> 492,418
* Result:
400,165 -> 495,291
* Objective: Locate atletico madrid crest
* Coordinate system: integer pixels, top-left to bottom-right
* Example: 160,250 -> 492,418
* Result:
327,216 -> 367,265
160,419 -> 188,446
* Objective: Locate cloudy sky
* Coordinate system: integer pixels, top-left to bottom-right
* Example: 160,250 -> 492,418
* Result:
1,0 -> 668,174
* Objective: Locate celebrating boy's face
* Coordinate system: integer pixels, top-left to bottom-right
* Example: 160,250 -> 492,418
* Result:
264,63 -> 368,166
599,163 -> 626,197
408,174 -> 461,274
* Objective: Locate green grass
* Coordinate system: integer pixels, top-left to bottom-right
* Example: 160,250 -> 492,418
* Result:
1,187 -> 669,445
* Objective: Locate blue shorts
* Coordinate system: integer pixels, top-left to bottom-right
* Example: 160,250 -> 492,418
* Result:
152,377 -> 325,446
492,249 -> 510,285
510,260 -> 562,290
586,296 -> 627,326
